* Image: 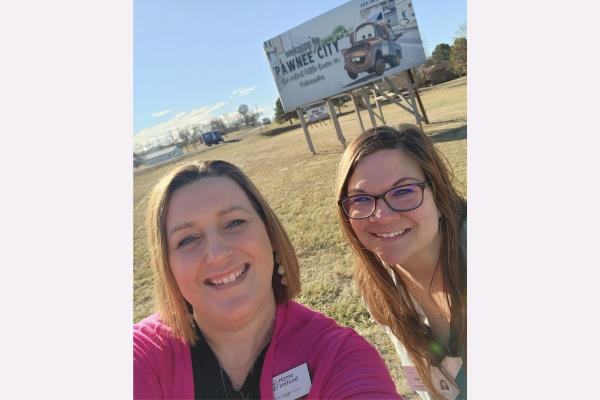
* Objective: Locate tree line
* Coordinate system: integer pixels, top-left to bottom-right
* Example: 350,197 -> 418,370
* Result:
425,22 -> 466,75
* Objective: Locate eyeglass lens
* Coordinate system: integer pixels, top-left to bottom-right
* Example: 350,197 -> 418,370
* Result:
343,184 -> 423,219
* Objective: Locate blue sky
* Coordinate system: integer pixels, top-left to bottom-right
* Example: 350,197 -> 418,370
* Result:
134,0 -> 466,145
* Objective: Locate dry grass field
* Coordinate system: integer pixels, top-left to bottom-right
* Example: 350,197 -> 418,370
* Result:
134,76 -> 466,397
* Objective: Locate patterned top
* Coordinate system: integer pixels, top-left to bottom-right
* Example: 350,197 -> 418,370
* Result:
382,218 -> 467,400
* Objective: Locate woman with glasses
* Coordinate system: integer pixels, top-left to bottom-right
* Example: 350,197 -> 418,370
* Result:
335,125 -> 467,400
134,160 -> 401,399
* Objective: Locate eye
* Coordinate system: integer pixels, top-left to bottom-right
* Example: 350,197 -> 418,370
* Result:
225,219 -> 246,229
177,235 -> 199,248
390,185 -> 416,197
351,195 -> 373,204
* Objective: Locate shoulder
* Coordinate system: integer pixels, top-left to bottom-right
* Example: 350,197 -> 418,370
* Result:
133,314 -> 193,399
134,313 -> 179,351
134,313 -> 190,363
276,301 -> 381,359
280,300 -> 334,325
279,301 -> 356,342
276,301 -> 401,398
279,301 -> 379,350
134,313 -> 170,337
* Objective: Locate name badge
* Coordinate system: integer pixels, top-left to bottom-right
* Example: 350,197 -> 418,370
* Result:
431,357 -> 463,400
430,368 -> 460,399
272,363 -> 311,400
401,366 -> 427,391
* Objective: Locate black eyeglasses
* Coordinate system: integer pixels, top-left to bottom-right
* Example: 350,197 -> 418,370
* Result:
339,182 -> 427,220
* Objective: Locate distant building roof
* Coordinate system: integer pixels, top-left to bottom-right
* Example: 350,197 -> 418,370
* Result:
423,62 -> 451,74
143,145 -> 181,161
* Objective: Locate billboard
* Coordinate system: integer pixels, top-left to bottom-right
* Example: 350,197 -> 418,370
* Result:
263,0 -> 426,112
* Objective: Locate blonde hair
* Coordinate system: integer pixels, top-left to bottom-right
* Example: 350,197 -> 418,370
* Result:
335,125 -> 466,399
145,160 -> 301,345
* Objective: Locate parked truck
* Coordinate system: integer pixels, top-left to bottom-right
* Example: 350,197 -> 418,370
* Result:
201,131 -> 224,146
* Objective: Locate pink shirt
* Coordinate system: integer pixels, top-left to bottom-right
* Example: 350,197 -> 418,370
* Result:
134,300 -> 402,399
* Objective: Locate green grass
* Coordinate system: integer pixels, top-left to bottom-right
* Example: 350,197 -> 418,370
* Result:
133,76 -> 467,396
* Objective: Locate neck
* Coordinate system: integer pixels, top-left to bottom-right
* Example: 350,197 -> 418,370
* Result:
393,233 -> 442,291
196,297 -> 276,390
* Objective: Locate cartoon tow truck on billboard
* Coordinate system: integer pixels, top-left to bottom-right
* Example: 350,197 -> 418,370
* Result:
341,21 -> 402,79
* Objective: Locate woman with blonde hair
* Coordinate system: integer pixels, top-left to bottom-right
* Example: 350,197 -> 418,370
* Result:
134,160 -> 401,399
335,125 -> 467,400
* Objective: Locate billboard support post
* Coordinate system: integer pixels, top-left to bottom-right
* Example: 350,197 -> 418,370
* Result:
296,109 -> 316,155
325,98 -> 346,149
351,92 -> 365,134
373,82 -> 415,115
384,76 -> 423,129
372,85 -> 401,112
371,86 -> 386,126
407,69 -> 429,124
403,71 -> 423,129
363,91 -> 377,128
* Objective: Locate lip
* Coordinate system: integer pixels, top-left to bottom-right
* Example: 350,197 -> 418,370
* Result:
204,263 -> 250,290
370,227 -> 411,241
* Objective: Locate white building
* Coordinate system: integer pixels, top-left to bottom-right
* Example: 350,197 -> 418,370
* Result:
141,145 -> 184,167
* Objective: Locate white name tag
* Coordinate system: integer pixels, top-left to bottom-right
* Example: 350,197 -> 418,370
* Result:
403,357 -> 463,400
272,363 -> 311,400
431,357 -> 463,400
431,366 -> 460,400
402,366 -> 427,392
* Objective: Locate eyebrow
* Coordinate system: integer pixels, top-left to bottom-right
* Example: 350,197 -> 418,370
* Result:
347,177 -> 421,196
167,206 -> 250,237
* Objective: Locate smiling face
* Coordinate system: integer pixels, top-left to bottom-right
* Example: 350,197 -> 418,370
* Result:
346,148 -> 442,268
165,176 -> 275,329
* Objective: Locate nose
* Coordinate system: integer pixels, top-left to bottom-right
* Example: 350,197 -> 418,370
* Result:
370,197 -> 397,221
204,232 -> 233,265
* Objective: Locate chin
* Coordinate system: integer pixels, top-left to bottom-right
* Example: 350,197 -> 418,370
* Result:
222,295 -> 258,317
376,250 -> 407,266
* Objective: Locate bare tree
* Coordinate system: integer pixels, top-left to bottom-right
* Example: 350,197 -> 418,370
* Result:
190,124 -> 203,149
238,104 -> 249,115
455,21 -> 466,39
450,37 -> 467,76
177,128 -> 191,151
210,118 -> 226,131
238,104 -> 248,127
238,104 -> 257,128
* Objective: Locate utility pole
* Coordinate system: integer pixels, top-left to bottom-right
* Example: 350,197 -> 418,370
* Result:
255,103 -> 263,135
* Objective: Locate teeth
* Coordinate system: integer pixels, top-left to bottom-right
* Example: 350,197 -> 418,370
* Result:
208,264 -> 247,286
376,229 -> 407,238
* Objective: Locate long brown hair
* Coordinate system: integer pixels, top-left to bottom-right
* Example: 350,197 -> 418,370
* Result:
145,160 -> 301,345
335,125 -> 466,399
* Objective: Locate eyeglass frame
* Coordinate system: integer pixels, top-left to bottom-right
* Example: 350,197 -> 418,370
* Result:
338,181 -> 428,220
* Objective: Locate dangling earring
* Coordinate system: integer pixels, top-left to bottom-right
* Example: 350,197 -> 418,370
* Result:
274,251 -> 287,286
